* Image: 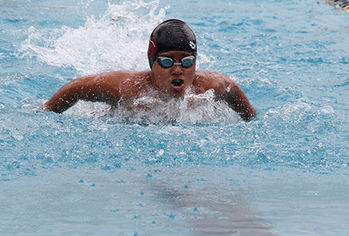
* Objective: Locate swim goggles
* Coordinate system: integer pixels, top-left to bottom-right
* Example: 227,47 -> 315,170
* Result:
156,56 -> 195,68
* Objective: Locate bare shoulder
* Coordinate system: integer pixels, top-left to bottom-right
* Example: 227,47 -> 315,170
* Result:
193,70 -> 236,94
118,71 -> 152,97
90,70 -> 151,98
91,70 -> 150,85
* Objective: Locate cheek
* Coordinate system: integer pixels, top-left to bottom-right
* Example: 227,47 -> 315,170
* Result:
151,68 -> 169,88
184,68 -> 196,82
152,64 -> 168,77
155,70 -> 168,81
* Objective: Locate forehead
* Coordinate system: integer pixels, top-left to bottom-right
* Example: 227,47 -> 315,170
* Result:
158,51 -> 191,58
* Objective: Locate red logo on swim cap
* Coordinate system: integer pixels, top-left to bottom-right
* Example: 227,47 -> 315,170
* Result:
148,37 -> 158,59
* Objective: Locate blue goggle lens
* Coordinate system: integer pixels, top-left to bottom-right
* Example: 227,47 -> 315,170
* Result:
157,56 -> 195,68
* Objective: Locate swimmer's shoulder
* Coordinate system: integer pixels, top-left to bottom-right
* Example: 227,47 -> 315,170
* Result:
75,70 -> 151,99
193,70 -> 233,94
94,70 -> 150,82
102,70 -> 152,98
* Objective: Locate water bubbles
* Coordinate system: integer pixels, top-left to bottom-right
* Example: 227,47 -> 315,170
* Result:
156,149 -> 164,157
317,105 -> 335,115
80,0 -> 95,8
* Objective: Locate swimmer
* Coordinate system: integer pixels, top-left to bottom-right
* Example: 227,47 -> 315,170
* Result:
44,19 -> 257,121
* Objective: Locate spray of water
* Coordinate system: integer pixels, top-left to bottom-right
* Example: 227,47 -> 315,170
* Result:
20,0 -> 167,74
64,89 -> 239,124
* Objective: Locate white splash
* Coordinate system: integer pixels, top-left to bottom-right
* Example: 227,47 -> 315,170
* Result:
20,0 -> 168,74
65,89 -> 240,124
119,89 -> 239,124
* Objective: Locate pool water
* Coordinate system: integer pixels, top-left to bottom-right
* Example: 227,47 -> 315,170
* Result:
1,0 -> 349,235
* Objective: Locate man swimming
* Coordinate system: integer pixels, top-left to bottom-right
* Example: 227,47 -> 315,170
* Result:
44,19 -> 257,121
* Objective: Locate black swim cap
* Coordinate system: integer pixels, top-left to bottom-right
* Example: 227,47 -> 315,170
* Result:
148,19 -> 197,68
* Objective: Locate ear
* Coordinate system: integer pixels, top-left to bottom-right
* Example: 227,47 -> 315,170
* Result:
148,37 -> 158,68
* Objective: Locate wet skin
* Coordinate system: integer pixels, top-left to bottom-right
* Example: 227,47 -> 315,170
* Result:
44,51 -> 257,121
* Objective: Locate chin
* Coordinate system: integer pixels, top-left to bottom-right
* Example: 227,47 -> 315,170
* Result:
167,88 -> 186,98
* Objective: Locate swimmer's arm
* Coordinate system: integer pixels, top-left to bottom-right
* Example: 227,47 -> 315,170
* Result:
195,71 -> 257,121
44,73 -> 121,113
221,79 -> 257,121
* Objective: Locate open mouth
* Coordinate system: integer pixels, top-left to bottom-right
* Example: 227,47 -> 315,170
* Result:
171,79 -> 184,89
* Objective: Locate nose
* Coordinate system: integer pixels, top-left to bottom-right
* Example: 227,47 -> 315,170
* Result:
170,64 -> 183,76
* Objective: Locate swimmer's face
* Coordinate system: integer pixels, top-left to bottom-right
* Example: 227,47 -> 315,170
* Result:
150,51 -> 196,97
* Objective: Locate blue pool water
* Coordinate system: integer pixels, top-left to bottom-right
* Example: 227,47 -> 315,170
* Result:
1,0 -> 349,235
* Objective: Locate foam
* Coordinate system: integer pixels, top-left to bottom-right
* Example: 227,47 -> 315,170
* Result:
65,89 -> 239,124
